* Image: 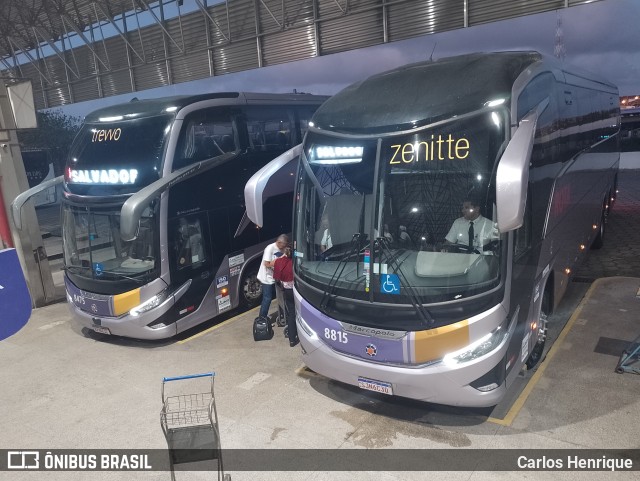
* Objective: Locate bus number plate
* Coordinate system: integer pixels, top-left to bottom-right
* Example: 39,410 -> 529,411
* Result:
357,377 -> 393,395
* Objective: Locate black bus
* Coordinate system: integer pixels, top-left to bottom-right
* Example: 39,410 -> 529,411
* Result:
14,92 -> 327,339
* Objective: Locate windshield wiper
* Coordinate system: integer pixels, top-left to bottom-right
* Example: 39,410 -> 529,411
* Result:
64,264 -> 149,283
320,232 -> 363,312
96,269 -> 149,283
375,237 -> 434,327
63,265 -> 90,274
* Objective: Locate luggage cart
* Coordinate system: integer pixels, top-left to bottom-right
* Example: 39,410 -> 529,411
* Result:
615,334 -> 640,374
160,372 -> 230,481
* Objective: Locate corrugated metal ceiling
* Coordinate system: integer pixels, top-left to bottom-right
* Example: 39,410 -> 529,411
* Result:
0,0 -> 604,110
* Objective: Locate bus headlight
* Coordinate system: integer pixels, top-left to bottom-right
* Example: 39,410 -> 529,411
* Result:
442,325 -> 507,366
130,289 -> 169,317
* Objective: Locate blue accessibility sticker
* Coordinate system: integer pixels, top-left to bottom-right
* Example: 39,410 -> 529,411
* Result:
380,274 -> 400,295
93,263 -> 104,277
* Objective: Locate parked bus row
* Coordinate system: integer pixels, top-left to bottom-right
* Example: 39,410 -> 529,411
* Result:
14,51 -> 620,407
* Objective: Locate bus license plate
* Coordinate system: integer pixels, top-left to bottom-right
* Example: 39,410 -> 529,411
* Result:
93,325 -> 111,335
357,377 -> 393,395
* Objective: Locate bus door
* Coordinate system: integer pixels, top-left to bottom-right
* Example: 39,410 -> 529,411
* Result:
169,211 -> 213,319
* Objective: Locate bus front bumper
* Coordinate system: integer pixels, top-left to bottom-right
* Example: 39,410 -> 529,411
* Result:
297,315 -> 509,408
67,293 -> 177,340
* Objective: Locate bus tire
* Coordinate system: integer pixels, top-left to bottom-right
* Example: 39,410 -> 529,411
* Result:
526,292 -> 550,370
240,266 -> 262,309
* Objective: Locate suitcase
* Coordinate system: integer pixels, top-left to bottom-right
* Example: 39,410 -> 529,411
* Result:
253,315 -> 273,341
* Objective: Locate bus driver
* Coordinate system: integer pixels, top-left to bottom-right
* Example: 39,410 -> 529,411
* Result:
444,197 -> 498,252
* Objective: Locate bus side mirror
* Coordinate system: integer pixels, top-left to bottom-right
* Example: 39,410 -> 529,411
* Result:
496,100 -> 546,232
244,144 -> 302,227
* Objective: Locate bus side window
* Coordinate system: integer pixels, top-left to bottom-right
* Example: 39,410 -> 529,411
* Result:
517,73 -> 553,122
247,122 -> 265,151
173,110 -> 235,171
176,217 -> 206,269
245,107 -> 293,154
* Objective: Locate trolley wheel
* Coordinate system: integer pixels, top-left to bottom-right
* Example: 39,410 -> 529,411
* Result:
526,292 -> 550,370
239,266 -> 262,309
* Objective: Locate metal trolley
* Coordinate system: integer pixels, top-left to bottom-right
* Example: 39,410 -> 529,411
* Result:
160,372 -> 230,481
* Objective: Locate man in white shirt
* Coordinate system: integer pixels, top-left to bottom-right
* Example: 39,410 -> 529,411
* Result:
257,234 -> 288,319
320,228 -> 332,252
445,198 -> 498,252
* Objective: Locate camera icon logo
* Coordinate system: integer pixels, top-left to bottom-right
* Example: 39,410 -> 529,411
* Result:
7,451 -> 40,469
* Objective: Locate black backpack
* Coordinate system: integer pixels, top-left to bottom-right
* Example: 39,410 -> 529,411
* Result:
253,315 -> 273,341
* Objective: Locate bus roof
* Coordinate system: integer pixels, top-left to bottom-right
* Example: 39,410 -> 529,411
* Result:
311,51 -> 614,135
83,91 -> 327,122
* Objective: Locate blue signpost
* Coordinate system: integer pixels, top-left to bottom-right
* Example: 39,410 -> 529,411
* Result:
0,248 -> 32,341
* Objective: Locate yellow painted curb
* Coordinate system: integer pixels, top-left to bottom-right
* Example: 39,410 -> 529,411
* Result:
487,278 -> 604,426
178,306 -> 259,343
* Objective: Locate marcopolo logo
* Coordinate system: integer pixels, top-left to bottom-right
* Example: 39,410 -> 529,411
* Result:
340,321 -> 406,340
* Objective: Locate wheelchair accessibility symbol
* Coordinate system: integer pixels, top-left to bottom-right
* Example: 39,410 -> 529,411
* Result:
380,274 -> 400,295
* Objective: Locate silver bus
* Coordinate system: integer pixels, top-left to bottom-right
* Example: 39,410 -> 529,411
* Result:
246,52 -> 619,407
14,92 -> 327,339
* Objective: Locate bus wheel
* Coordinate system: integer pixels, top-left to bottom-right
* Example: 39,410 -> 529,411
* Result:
526,293 -> 549,370
240,267 -> 262,308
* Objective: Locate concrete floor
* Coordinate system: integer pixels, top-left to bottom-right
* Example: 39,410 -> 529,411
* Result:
1,275 -> 639,480
4,163 -> 639,480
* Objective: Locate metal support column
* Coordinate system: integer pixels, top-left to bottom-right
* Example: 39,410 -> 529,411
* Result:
0,81 -> 56,307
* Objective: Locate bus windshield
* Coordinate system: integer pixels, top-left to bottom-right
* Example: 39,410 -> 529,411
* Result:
295,109 -> 507,307
62,203 -> 158,284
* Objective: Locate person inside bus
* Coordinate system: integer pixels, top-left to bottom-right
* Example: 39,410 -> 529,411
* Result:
257,234 -> 288,321
176,217 -> 204,267
383,224 -> 394,244
443,197 -> 498,253
273,244 -> 298,347
318,214 -> 332,253
397,225 -> 412,248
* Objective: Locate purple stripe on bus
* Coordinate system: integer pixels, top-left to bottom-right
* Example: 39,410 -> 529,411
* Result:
65,278 -> 113,317
299,297 -> 406,364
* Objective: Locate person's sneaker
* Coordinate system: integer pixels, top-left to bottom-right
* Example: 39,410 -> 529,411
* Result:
289,337 -> 299,347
